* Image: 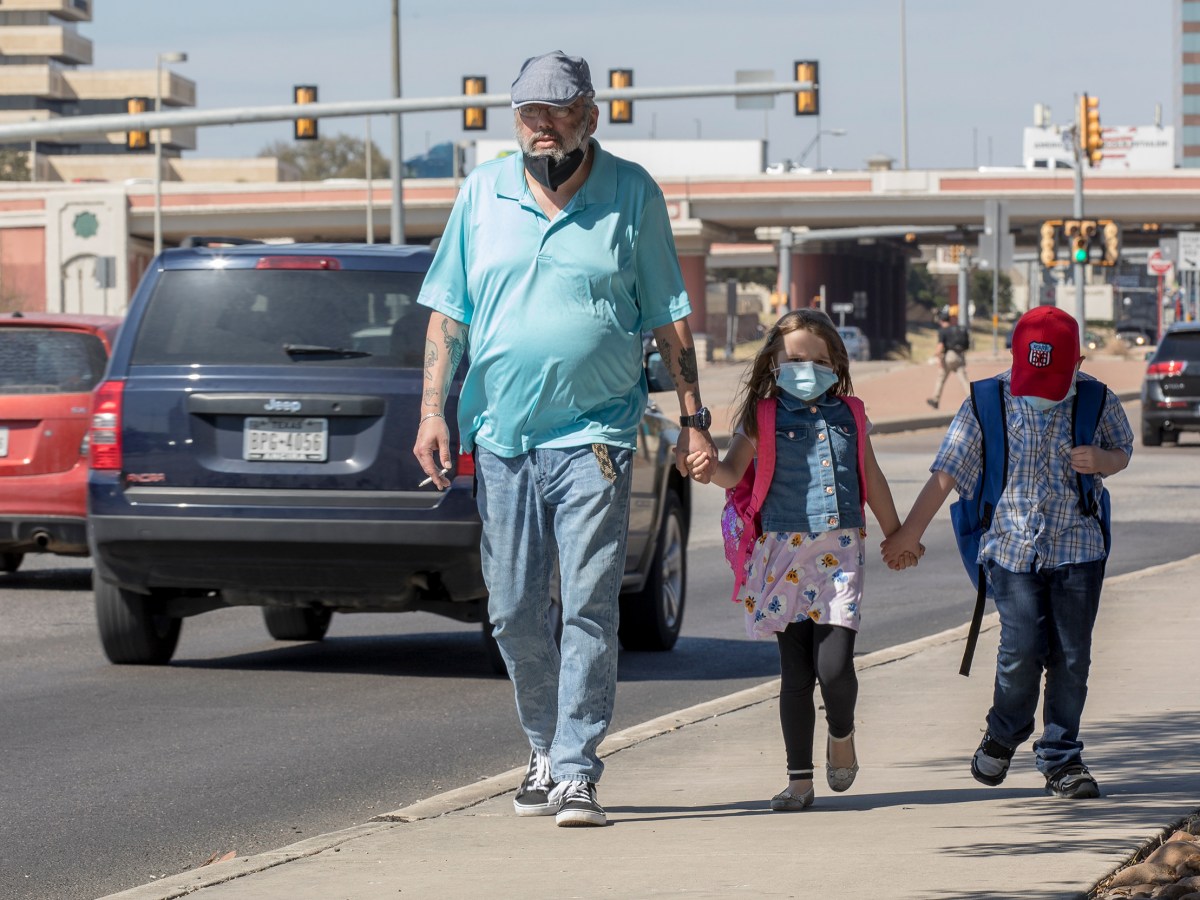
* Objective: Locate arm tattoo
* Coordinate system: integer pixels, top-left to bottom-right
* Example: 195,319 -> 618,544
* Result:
423,340 -> 437,382
442,318 -> 467,377
656,335 -> 677,379
677,347 -> 698,385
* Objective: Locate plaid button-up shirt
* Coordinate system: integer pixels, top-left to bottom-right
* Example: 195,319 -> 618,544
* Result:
932,371 -> 1134,572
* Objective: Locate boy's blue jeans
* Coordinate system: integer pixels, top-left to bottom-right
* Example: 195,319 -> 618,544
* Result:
984,559 -> 1105,777
475,444 -> 632,785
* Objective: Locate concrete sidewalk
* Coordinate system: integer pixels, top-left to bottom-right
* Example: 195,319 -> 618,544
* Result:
104,354 -> 1197,900
105,557 -> 1200,900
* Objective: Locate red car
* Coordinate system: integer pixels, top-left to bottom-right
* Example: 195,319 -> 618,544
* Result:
1,312 -> 122,573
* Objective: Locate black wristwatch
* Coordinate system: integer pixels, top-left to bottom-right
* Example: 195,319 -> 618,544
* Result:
679,407 -> 711,430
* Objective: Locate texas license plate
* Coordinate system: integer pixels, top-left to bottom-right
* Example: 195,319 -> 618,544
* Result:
243,417 -> 328,462
0,425 -> 7,458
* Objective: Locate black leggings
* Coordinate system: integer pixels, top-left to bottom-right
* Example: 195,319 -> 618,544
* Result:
776,620 -> 858,775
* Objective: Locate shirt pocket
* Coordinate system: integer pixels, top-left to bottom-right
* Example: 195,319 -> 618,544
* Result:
776,425 -> 812,444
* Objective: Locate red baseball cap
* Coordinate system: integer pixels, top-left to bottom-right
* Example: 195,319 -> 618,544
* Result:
1009,306 -> 1081,401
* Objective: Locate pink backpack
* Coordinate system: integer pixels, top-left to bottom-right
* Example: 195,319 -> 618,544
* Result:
720,395 -> 869,602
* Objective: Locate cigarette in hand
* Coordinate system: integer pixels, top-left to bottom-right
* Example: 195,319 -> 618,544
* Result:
419,467 -> 451,488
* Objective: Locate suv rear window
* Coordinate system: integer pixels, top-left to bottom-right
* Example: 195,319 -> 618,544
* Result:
0,328 -> 108,394
1156,331 -> 1200,362
129,269 -> 429,367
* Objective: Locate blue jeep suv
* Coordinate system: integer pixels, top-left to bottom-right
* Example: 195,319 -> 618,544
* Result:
88,242 -> 689,666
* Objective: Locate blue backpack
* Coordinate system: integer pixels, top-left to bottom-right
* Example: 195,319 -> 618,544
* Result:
950,376 -> 1111,676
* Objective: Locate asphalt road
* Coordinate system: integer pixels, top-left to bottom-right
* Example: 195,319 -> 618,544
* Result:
3,409 -> 1198,900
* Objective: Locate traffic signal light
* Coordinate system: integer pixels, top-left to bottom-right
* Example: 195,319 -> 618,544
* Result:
462,76 -> 486,131
1039,220 -> 1062,268
293,85 -> 318,141
1100,220 -> 1121,266
609,69 -> 633,124
126,97 -> 149,150
794,60 -> 819,116
1063,219 -> 1098,264
1078,93 -> 1102,167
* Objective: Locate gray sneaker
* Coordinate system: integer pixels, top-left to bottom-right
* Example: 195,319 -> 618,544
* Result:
552,779 -> 606,827
513,749 -> 556,817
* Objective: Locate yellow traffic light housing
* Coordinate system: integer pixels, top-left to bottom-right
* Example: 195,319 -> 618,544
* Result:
1062,219 -> 1099,265
1078,94 -> 1102,167
794,60 -> 819,116
293,85 -> 318,141
462,76 -> 487,131
1100,220 -> 1120,266
609,69 -> 633,124
1039,220 -> 1062,268
126,97 -> 149,151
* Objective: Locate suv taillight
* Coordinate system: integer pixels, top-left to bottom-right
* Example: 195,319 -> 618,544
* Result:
1146,360 -> 1187,380
89,380 -> 125,470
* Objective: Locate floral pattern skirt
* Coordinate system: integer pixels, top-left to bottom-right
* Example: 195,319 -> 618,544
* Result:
736,527 -> 866,640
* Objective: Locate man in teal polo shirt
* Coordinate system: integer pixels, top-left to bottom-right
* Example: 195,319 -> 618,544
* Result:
414,51 -> 716,828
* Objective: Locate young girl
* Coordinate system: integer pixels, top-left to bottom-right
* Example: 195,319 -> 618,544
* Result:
688,309 -> 917,811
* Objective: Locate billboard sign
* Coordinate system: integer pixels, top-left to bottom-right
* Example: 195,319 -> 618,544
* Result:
1021,125 -> 1175,171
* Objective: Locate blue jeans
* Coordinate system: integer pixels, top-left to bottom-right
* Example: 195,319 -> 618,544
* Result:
475,444 -> 633,784
984,559 -> 1105,776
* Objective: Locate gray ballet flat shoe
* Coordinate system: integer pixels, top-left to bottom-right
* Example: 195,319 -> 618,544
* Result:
770,784 -> 815,811
826,731 -> 860,793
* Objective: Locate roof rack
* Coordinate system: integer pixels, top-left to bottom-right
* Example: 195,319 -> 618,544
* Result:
177,236 -> 266,249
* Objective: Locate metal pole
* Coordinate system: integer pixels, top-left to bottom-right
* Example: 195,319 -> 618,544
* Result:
153,54 -> 164,257
957,251 -> 969,328
389,0 -> 405,245
365,117 -> 374,244
899,0 -> 910,170
1073,125 -> 1086,336
778,229 -> 794,310
992,219 -> 1000,354
1157,272 -> 1164,342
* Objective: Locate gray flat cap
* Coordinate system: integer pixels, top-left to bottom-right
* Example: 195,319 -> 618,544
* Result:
510,51 -> 594,107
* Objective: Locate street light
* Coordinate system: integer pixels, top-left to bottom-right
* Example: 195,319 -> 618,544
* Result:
153,50 -> 187,257
796,128 -> 847,169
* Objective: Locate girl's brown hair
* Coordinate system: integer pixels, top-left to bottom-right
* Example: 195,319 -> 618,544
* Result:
731,309 -> 854,442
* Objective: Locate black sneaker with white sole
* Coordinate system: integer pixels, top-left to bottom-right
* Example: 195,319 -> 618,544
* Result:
1045,762 -> 1101,799
513,749 -> 556,817
971,732 -> 1015,786
552,779 -> 606,827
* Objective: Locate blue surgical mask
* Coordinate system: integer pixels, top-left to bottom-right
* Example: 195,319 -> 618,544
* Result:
1023,378 -> 1077,412
775,361 -> 839,401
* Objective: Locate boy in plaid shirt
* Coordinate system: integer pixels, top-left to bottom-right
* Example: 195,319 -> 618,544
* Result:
883,307 -> 1133,798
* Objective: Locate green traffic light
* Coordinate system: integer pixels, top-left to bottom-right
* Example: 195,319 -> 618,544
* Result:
1074,248 -> 1088,263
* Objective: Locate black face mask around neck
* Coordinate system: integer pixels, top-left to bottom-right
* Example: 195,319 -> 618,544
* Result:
523,146 -> 586,191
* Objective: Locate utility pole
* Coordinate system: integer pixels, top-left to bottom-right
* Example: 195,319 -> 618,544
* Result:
1071,126 -> 1085,336
389,0 -> 405,245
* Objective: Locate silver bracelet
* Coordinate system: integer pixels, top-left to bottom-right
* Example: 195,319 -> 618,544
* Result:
421,412 -> 445,423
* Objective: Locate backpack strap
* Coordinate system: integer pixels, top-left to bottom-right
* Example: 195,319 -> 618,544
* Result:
960,377 -> 1008,677
1072,378 -> 1111,558
1071,380 -> 1107,519
842,395 -> 869,513
750,397 -> 776,517
729,398 -> 777,600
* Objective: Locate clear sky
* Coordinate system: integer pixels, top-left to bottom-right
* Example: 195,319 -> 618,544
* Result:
86,0 -> 1174,170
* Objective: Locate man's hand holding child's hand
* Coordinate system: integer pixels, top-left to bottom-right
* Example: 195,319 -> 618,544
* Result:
686,450 -> 713,484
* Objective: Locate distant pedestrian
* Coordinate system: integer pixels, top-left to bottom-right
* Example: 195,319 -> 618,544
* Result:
883,306 -> 1133,799
927,309 -> 971,409
413,51 -> 717,828
687,309 -> 918,812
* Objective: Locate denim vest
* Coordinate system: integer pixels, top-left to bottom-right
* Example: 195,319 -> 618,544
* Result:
759,391 -> 865,534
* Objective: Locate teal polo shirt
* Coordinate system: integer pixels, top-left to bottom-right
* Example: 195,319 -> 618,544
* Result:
417,139 -> 691,457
